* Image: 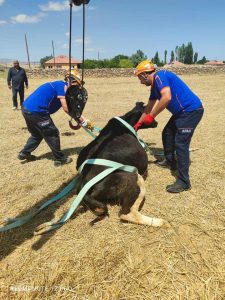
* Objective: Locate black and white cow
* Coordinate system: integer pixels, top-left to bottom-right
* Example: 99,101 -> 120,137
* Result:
75,102 -> 166,227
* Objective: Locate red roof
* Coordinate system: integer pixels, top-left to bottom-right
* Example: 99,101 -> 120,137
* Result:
45,55 -> 81,64
205,60 -> 225,66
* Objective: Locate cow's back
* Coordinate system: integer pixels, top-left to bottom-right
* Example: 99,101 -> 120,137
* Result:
77,121 -> 148,176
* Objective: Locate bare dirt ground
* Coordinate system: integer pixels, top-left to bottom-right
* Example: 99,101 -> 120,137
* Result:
0,73 -> 225,299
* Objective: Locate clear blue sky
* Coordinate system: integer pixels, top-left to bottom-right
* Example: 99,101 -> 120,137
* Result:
0,0 -> 224,62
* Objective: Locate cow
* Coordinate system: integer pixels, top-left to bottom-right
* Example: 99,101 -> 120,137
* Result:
75,102 -> 166,227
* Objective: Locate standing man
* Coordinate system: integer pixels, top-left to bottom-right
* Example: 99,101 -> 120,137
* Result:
7,60 -> 28,110
18,70 -> 90,167
134,60 -> 204,193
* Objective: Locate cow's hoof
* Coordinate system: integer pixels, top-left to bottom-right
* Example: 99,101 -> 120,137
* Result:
90,214 -> 109,226
152,218 -> 170,228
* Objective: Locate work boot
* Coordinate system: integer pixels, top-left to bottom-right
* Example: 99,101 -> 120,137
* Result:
166,181 -> 191,193
54,157 -> 73,167
154,159 -> 177,171
18,152 -> 37,161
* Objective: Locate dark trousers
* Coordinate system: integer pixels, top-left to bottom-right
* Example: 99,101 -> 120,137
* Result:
162,108 -> 204,186
12,87 -> 24,107
21,108 -> 65,160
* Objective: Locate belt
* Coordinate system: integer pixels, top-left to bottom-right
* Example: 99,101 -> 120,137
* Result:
22,107 -> 49,116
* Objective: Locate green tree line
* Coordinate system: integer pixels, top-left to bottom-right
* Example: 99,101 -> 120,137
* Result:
40,43 -> 212,69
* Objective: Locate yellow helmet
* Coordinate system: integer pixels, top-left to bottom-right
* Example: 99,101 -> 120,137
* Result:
134,60 -> 156,76
65,70 -> 82,85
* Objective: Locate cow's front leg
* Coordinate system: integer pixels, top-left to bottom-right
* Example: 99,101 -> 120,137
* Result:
120,174 -> 166,227
83,195 -> 109,217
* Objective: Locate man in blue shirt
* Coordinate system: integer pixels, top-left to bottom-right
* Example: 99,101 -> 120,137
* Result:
18,70 -> 89,166
134,60 -> 204,193
7,60 -> 28,110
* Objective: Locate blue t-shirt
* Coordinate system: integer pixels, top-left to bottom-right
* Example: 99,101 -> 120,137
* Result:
149,70 -> 202,115
23,81 -> 68,114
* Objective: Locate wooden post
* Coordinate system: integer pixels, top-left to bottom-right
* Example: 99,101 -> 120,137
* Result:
52,40 -> 56,69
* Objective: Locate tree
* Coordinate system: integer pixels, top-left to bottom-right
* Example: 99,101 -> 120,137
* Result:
107,58 -> 119,68
152,51 -> 160,66
130,50 -> 147,67
175,42 -> 194,64
170,50 -> 175,62
83,59 -> 98,69
184,42 -> 193,64
40,55 -> 53,68
193,52 -> 198,64
180,43 -> 185,63
119,59 -> 133,68
175,46 -> 179,61
164,50 -> 167,65
113,54 -> 129,65
197,56 -> 207,64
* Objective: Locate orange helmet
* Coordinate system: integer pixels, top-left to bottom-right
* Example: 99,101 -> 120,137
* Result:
134,60 -> 156,76
65,70 -> 82,85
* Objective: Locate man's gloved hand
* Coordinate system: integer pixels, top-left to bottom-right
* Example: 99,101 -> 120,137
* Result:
143,114 -> 155,125
80,119 -> 94,130
134,121 -> 143,132
134,114 -> 155,131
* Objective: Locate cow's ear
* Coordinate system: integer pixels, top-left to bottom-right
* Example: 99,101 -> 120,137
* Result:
140,120 -> 158,129
135,101 -> 145,107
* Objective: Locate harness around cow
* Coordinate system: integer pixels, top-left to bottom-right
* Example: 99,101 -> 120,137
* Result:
0,118 -> 150,234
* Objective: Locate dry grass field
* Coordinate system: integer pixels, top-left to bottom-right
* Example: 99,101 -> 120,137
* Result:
0,72 -> 225,299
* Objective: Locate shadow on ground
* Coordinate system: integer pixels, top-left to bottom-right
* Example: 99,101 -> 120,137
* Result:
1,145 -> 169,260
0,178 -> 89,259
19,146 -> 83,164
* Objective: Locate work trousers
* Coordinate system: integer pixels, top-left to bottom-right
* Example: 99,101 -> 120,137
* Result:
21,108 -> 65,160
12,87 -> 24,108
162,107 -> 204,186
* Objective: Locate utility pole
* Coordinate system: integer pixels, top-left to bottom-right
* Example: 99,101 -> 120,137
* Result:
24,34 -> 31,69
52,40 -> 56,69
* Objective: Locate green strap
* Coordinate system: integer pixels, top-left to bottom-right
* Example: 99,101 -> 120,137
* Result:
114,117 -> 150,151
78,158 -> 135,173
35,159 -> 137,234
92,126 -> 101,133
0,116 -> 150,234
82,125 -> 102,139
82,118 -> 152,154
139,138 -> 153,155
82,127 -> 98,139
0,177 -> 79,232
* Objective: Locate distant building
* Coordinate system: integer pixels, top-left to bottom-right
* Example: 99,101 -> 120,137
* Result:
205,60 -> 225,66
44,55 -> 81,69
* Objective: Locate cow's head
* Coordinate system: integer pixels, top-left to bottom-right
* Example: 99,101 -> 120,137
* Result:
121,102 -> 158,129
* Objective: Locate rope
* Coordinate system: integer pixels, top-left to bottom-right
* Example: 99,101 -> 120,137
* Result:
0,118 -> 152,233
0,177 -> 78,232
69,1 -> 73,77
35,159 -> 137,234
81,2 -> 85,87
0,159 -> 137,234
82,117 -> 153,155
68,0 -> 86,85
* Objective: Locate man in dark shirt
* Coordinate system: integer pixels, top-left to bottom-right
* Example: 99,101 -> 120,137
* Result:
7,60 -> 28,110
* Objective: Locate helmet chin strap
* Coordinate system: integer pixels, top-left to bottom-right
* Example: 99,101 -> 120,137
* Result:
140,73 -> 149,84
